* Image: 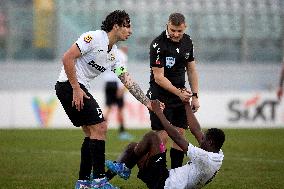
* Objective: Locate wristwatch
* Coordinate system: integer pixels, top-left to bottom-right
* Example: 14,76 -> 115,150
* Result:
192,93 -> 198,98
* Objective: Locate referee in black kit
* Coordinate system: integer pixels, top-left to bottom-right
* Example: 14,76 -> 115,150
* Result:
147,12 -> 200,169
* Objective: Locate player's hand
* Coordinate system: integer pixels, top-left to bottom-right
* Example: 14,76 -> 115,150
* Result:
178,88 -> 192,102
147,99 -> 165,111
151,100 -> 163,114
277,87 -> 283,101
72,87 -> 90,111
191,97 -> 200,113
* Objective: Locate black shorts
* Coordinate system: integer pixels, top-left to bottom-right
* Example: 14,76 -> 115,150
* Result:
105,82 -> 124,108
149,105 -> 187,130
146,88 -> 187,130
55,81 -> 104,127
137,152 -> 169,189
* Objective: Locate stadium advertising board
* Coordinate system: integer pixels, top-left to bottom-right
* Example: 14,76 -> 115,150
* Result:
0,91 -> 283,128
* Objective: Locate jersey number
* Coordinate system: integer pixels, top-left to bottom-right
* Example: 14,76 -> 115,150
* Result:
97,108 -> 103,118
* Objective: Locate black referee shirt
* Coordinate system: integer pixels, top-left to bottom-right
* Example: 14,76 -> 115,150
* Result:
149,30 -> 195,104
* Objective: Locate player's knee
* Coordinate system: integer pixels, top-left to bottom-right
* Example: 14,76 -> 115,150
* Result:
144,131 -> 159,142
81,125 -> 91,137
125,142 -> 138,152
89,121 -> 108,138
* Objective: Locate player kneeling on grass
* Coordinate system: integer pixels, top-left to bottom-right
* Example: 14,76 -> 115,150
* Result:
105,100 -> 225,189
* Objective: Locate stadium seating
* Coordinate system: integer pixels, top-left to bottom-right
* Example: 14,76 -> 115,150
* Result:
0,0 -> 282,63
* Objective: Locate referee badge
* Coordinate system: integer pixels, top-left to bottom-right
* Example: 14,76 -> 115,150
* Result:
166,57 -> 175,68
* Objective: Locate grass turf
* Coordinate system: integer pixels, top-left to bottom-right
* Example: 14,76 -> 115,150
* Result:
0,128 -> 284,189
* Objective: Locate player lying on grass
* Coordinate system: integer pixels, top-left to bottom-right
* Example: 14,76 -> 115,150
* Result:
105,100 -> 225,189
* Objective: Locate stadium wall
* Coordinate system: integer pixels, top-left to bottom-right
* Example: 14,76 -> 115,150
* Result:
0,61 -> 282,128
0,61 -> 280,91
0,90 -> 283,129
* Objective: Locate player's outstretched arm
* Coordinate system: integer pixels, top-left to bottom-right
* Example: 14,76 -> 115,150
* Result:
119,72 -> 152,110
184,102 -> 204,145
152,100 -> 189,153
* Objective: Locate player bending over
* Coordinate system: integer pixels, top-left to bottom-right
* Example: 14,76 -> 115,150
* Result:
105,100 -> 225,189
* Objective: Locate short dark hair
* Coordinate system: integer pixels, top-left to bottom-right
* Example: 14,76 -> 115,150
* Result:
168,13 -> 185,26
206,128 -> 225,151
101,10 -> 130,32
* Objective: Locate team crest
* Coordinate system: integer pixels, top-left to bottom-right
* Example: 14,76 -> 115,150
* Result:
166,57 -> 175,68
84,35 -> 93,43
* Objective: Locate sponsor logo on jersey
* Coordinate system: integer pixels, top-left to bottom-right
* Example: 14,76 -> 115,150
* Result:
185,52 -> 190,59
153,43 -> 158,48
176,48 -> 179,53
84,35 -> 93,43
88,60 -> 106,72
109,53 -> 115,61
155,60 -> 161,65
156,47 -> 160,54
155,55 -> 161,65
166,57 -> 175,68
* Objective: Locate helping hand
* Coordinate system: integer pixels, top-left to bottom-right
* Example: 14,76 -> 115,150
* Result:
191,97 -> 200,113
178,88 -> 192,102
151,99 -> 164,114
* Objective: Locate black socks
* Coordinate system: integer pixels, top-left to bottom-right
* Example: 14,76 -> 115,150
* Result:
90,139 -> 106,179
79,137 -> 92,180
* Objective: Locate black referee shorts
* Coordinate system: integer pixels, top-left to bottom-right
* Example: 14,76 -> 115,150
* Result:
55,81 -> 105,127
149,105 -> 188,130
146,88 -> 188,130
104,81 -> 124,108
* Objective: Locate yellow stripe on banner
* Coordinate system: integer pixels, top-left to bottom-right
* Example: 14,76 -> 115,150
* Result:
33,0 -> 55,48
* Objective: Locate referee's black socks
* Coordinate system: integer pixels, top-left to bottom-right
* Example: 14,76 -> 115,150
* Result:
170,148 -> 184,169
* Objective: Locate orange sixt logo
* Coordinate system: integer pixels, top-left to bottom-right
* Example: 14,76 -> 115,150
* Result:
32,96 -> 57,127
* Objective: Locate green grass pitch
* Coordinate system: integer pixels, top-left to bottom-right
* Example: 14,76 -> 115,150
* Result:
1,128 -> 284,189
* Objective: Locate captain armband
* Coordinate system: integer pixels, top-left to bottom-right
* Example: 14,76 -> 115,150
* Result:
114,66 -> 127,76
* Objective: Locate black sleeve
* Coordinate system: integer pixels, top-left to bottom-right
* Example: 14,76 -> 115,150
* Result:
149,40 -> 164,68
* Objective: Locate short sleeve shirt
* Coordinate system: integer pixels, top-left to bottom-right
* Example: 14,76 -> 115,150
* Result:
148,30 -> 194,104
57,30 -> 126,90
164,143 -> 224,189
